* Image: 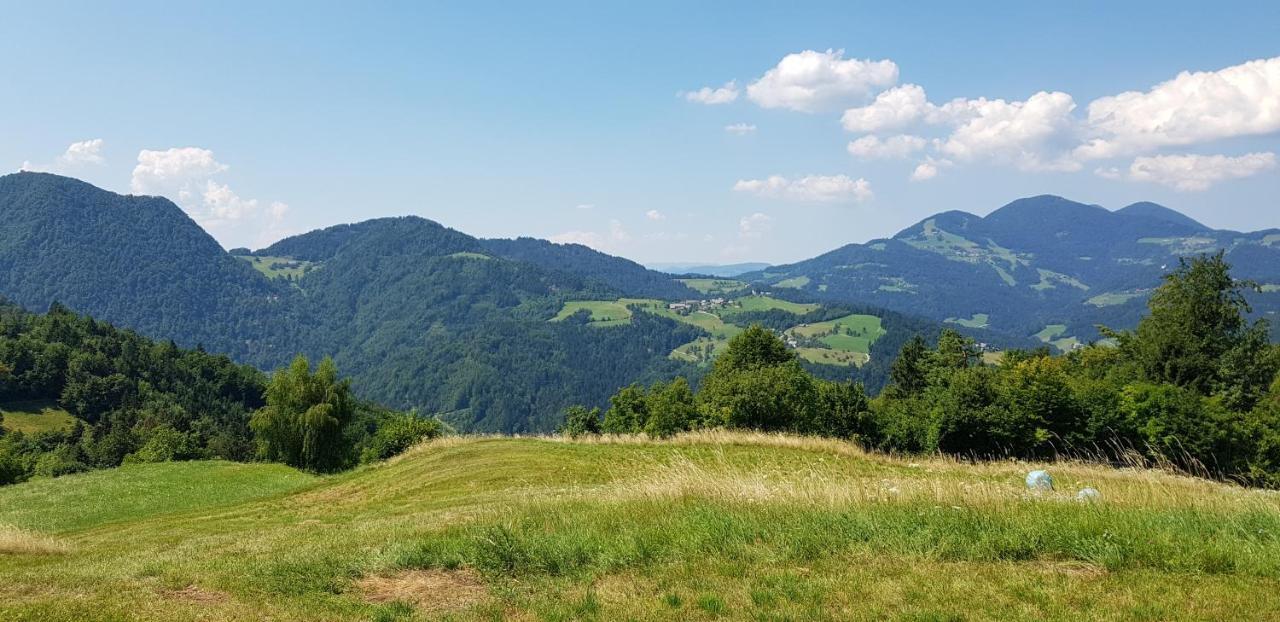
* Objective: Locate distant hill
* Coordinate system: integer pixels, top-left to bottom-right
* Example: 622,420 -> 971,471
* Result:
0,173 -> 934,432
742,195 -> 1280,349
647,262 -> 772,277
0,172 -> 294,360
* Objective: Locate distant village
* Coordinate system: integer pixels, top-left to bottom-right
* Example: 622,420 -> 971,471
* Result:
665,290 -> 773,315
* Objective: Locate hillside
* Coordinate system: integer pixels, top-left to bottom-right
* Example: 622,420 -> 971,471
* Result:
0,172 -> 296,361
744,195 -> 1280,349
0,173 -> 933,432
3,434 -> 1280,621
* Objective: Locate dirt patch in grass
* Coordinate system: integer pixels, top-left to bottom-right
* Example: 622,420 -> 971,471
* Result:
163,585 -> 230,604
0,524 -> 69,555
356,568 -> 488,614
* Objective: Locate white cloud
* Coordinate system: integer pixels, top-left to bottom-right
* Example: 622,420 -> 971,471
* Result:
130,147 -> 229,195
747,49 -> 898,113
738,212 -> 773,239
129,147 -> 292,248
1076,56 -> 1280,160
645,209 -> 665,221
550,219 -> 631,254
847,134 -> 926,159
724,123 -> 757,135
934,91 -> 1081,172
575,203 -> 595,210
1097,152 -> 1276,191
680,81 -> 739,105
911,162 -> 938,182
59,139 -> 106,167
733,174 -> 873,203
840,84 -> 931,132
20,138 -> 107,173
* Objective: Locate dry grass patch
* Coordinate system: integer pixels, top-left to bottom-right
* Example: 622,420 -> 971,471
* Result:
162,584 -> 229,604
356,568 -> 488,614
0,524 -> 69,555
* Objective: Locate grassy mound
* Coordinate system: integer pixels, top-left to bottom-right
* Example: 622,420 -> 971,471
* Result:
3,433 -> 1280,620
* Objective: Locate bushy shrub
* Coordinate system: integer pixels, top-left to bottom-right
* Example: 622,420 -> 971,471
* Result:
360,415 -> 443,463
561,405 -> 601,438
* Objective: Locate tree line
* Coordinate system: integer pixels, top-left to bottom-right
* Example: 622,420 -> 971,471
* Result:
568,254 -> 1280,487
0,303 -> 439,485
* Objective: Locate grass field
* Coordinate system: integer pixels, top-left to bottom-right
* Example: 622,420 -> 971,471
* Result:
785,314 -> 885,367
773,276 -> 810,289
1086,291 -> 1146,307
721,295 -> 819,316
1032,269 -> 1090,292
677,278 -> 748,295
4,433 -> 1280,621
946,313 -> 990,328
550,300 -> 638,326
1035,324 -> 1081,353
238,255 -> 315,280
0,399 -> 76,434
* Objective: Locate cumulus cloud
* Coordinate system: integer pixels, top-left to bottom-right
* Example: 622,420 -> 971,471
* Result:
733,174 -> 872,203
680,81 -> 739,105
646,209 -> 665,221
1076,57 -> 1280,160
738,212 -> 773,239
21,138 -> 107,173
550,219 -> 631,253
1096,152 -> 1276,191
840,84 -> 932,132
910,162 -> 938,182
724,123 -> 757,135
847,134 -> 926,159
130,147 -> 292,247
933,91 -> 1081,171
747,49 -> 898,113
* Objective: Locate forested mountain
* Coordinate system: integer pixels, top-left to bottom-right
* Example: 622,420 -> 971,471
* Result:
0,173 -> 297,361
481,237 -> 699,300
743,195 -> 1280,348
0,173 -> 797,432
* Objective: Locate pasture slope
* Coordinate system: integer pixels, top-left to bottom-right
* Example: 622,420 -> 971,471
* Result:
4,433 -> 1280,621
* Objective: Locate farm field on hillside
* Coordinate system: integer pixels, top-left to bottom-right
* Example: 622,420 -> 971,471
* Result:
720,295 -> 819,316
677,278 -> 748,295
3,434 -> 1280,621
1036,324 -> 1081,352
946,313 -> 990,328
0,399 -> 76,434
238,255 -> 315,280
785,314 -> 886,367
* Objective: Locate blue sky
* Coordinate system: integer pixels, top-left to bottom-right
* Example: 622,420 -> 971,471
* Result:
3,1 -> 1278,264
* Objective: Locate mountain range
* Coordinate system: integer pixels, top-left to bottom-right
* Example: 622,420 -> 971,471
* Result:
744,195 -> 1280,348
1,172 -> 1277,432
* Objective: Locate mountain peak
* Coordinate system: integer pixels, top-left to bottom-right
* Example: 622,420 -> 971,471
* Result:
1116,202 -> 1208,231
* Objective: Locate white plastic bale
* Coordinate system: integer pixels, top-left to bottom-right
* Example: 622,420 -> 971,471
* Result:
1025,470 -> 1054,491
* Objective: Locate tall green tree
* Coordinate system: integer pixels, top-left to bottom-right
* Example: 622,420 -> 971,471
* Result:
602,383 -> 648,434
250,355 -> 354,472
886,335 -> 929,397
643,377 -> 696,438
1113,253 -> 1275,404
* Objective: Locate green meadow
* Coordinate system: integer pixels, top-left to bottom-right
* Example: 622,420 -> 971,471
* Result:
4,433 -> 1280,621
238,255 -> 315,280
0,399 -> 76,435
677,278 -> 748,295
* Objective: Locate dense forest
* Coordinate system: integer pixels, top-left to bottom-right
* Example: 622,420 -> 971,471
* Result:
0,303 -> 437,485
575,254 -> 1280,486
